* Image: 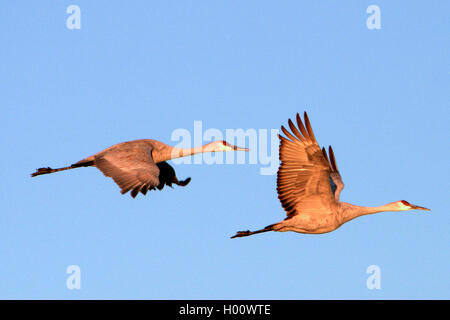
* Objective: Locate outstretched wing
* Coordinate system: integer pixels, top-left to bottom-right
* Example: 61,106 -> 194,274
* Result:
94,142 -> 160,198
277,112 -> 337,218
321,146 -> 344,201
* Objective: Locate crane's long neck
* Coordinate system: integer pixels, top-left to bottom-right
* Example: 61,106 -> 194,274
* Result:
152,143 -> 216,163
338,202 -> 403,223
173,144 -> 215,158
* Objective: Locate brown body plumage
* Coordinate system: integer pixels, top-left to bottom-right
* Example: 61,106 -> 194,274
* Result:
231,112 -> 430,238
31,139 -> 247,198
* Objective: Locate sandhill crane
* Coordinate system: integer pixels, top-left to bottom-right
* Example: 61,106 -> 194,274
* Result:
231,112 -> 429,238
31,139 -> 248,198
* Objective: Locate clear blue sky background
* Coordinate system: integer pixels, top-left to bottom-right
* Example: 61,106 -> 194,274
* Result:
1,1 -> 448,299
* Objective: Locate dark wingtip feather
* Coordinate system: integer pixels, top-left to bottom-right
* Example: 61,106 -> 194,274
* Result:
322,147 -> 330,165
288,118 -> 305,142
329,146 -> 338,171
303,112 -> 317,142
280,125 -> 297,142
140,186 -> 149,195
278,134 -> 289,142
296,113 -> 309,140
131,187 -> 140,198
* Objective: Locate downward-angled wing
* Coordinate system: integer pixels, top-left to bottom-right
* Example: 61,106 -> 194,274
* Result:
277,112 -> 338,218
93,141 -> 190,198
94,143 -> 160,198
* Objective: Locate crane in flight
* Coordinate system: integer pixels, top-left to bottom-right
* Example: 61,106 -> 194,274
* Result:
232,112 -> 429,238
31,139 -> 248,198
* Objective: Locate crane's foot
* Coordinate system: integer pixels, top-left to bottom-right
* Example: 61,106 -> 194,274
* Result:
230,230 -> 252,239
31,167 -> 54,177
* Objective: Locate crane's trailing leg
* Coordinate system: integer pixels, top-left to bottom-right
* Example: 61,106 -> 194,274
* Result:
231,224 -> 275,239
31,161 -> 94,177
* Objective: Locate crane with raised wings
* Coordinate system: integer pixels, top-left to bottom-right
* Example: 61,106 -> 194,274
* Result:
232,112 -> 429,238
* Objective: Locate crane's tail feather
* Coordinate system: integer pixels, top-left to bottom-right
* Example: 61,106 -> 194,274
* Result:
230,224 -> 275,239
175,177 -> 191,187
31,161 -> 94,177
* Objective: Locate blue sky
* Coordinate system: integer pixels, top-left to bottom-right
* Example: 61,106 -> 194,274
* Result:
0,1 -> 448,299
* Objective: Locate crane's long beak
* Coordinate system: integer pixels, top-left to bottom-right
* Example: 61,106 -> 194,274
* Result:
411,204 -> 430,211
232,145 -> 249,151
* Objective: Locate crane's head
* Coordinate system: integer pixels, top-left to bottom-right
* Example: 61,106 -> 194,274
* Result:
396,200 -> 430,211
207,140 -> 249,152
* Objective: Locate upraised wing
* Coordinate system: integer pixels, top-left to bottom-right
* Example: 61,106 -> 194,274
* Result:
276,112 -> 339,218
321,146 -> 344,201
